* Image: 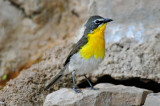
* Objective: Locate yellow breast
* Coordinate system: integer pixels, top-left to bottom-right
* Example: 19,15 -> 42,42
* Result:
80,23 -> 107,60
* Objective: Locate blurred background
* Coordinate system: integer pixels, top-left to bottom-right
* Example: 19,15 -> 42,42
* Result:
0,0 -> 160,105
0,0 -> 89,88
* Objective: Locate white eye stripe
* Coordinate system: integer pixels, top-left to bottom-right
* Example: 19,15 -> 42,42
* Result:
96,19 -> 104,21
93,19 -> 104,24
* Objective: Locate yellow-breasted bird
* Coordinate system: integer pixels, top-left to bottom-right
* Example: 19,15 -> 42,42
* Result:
45,15 -> 113,93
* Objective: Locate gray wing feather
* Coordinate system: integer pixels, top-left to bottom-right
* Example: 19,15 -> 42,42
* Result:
64,36 -> 88,66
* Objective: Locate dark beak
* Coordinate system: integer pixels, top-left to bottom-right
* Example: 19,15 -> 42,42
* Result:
104,18 -> 113,23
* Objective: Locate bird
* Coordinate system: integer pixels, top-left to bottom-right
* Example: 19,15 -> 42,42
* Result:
45,15 -> 113,93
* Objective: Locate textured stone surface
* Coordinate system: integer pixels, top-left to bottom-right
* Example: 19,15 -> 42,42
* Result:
0,0 -> 89,104
88,0 -> 160,83
0,0 -> 89,87
0,0 -> 23,77
0,0 -> 160,105
97,34 -> 160,82
144,93 -> 160,106
44,83 -> 152,106
89,0 -> 160,37
0,42 -> 82,105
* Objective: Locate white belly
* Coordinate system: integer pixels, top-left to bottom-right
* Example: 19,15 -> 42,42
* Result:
68,52 -> 103,75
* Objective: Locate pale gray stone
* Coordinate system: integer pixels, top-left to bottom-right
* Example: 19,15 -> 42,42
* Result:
89,0 -> 160,83
144,93 -> 160,106
43,83 -> 152,106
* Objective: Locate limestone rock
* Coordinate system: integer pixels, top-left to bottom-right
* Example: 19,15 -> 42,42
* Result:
97,34 -> 160,83
0,0 -> 23,77
88,0 -> 160,83
89,0 -> 160,36
0,42 -> 79,105
144,93 -> 160,106
0,0 -> 160,105
43,83 -> 152,106
0,0 -> 89,104
0,0 -> 89,84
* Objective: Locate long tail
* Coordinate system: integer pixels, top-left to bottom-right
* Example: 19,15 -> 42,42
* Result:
45,67 -> 66,90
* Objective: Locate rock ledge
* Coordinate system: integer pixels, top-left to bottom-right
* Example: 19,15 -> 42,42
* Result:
44,83 -> 152,106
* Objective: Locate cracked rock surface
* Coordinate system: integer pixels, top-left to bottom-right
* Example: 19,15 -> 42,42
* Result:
43,83 -> 152,106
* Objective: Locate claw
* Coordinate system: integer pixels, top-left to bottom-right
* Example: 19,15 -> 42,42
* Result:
73,88 -> 82,93
84,75 -> 98,90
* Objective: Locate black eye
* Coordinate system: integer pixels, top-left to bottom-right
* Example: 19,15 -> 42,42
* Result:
94,19 -> 103,24
95,20 -> 100,24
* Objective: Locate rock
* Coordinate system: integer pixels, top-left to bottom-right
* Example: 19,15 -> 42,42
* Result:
88,0 -> 160,83
43,83 -> 152,106
144,93 -> 160,106
0,0 -> 160,105
96,34 -> 160,83
0,42 -> 81,105
0,0 -> 89,104
0,0 -> 89,86
9,0 -> 43,17
0,0 -> 23,77
89,0 -> 160,38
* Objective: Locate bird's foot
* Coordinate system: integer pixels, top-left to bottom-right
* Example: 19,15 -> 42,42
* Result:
73,88 -> 82,93
87,87 -> 99,90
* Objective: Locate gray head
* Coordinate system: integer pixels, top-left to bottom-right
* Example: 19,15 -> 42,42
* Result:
84,15 -> 113,36
85,15 -> 112,31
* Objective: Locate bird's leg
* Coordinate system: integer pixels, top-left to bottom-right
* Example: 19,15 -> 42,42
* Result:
84,75 -> 99,90
72,71 -> 81,93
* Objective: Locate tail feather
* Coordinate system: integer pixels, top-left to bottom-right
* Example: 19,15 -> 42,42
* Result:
45,68 -> 65,90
